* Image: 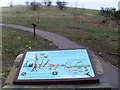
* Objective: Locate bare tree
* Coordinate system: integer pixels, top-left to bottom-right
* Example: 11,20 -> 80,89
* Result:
47,0 -> 52,7
56,1 -> 67,10
25,1 -> 29,7
100,7 -> 117,27
10,0 -> 13,8
30,2 -> 39,11
43,0 -> 47,5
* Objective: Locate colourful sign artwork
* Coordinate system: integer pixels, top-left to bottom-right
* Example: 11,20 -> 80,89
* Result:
16,49 -> 96,80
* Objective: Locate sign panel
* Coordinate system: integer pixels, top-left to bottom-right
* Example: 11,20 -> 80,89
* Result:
13,49 -> 99,84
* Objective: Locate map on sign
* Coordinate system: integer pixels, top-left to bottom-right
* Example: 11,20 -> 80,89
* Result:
13,49 -> 99,84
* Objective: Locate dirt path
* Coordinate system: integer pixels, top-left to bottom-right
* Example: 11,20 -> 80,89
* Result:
0,23 -> 119,89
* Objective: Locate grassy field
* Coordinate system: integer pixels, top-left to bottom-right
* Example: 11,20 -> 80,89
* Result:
2,5 -> 119,70
2,26 -> 57,85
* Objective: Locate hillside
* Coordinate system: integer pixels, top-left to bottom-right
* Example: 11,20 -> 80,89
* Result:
1,5 -> 119,69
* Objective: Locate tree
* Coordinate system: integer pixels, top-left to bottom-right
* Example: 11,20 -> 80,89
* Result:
100,7 -> 116,17
56,1 -> 67,10
25,1 -> 29,7
10,0 -> 13,8
47,1 -> 52,7
100,7 -> 116,26
10,3 -> 13,8
30,2 -> 40,11
43,0 -> 47,5
111,7 -> 116,12
100,7 -> 120,30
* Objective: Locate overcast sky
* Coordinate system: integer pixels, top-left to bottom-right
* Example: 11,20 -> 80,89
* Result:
0,0 -> 119,10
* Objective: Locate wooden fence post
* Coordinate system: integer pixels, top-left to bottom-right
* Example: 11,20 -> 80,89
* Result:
32,23 -> 37,37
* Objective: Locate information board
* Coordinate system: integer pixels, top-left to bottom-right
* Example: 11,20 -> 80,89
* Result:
13,49 -> 99,84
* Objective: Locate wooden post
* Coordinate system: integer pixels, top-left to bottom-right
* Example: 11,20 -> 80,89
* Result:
44,39 -> 47,49
32,23 -> 37,37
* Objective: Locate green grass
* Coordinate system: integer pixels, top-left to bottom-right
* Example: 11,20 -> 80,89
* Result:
2,5 -> 119,69
2,26 -> 57,85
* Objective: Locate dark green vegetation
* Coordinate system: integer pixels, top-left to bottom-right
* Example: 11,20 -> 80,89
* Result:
2,26 -> 57,85
100,7 -> 120,29
2,5 -> 119,69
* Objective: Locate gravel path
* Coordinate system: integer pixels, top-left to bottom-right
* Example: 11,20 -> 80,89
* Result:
0,23 -> 119,89
0,24 -> 84,49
